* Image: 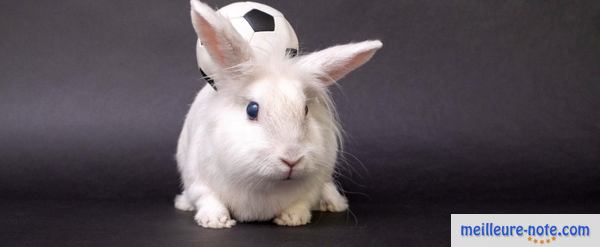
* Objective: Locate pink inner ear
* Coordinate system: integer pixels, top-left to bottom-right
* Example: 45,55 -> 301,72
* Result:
193,13 -> 225,67
327,50 -> 375,83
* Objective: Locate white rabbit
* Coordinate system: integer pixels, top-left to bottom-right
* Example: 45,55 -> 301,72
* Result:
175,0 -> 382,228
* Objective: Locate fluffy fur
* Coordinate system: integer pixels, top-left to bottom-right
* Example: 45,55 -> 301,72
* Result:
175,0 -> 382,228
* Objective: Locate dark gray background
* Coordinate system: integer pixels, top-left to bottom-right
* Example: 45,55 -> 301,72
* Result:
1,0 -> 599,246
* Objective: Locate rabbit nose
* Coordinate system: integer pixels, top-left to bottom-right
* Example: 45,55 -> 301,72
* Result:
281,156 -> 303,168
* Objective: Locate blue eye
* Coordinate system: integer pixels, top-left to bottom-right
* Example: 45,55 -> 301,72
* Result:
246,101 -> 259,120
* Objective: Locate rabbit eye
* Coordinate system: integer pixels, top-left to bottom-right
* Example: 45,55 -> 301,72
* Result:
305,105 -> 308,116
246,101 -> 259,120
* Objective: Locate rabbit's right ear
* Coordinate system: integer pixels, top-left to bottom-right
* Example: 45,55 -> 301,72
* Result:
190,0 -> 253,72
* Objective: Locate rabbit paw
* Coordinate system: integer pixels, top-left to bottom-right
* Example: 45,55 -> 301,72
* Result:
319,195 -> 348,212
174,194 -> 195,211
274,206 -> 311,226
194,207 -> 236,229
318,182 -> 348,212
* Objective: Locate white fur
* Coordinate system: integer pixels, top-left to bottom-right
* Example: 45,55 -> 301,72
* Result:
176,0 -> 382,228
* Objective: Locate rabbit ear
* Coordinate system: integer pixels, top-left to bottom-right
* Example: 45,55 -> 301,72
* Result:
190,0 -> 253,71
298,40 -> 382,85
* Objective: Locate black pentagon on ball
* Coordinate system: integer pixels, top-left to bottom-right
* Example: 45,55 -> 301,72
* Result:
199,68 -> 217,90
243,9 -> 275,32
285,48 -> 298,57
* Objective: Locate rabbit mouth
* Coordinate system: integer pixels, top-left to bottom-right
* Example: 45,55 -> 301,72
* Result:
284,169 -> 293,180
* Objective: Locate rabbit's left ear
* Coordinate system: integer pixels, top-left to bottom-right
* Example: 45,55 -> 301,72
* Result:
298,40 -> 382,85
190,0 -> 253,72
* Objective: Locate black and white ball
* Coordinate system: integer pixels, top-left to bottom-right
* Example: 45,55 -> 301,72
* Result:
196,2 -> 299,85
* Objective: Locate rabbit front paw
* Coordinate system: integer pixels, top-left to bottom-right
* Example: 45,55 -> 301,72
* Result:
174,194 -> 195,211
319,197 -> 348,212
318,182 -> 348,212
194,207 -> 236,229
273,205 -> 311,226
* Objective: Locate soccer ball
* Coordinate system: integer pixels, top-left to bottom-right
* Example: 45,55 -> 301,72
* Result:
196,2 -> 299,87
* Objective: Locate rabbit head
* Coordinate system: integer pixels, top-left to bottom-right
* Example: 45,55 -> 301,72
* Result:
190,0 -> 382,186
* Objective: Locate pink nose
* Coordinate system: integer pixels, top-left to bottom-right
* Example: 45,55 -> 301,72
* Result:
281,157 -> 303,168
